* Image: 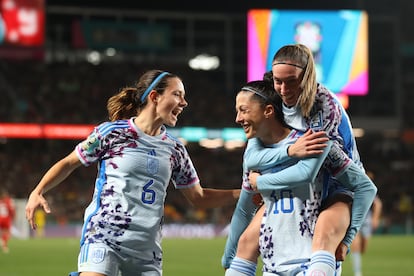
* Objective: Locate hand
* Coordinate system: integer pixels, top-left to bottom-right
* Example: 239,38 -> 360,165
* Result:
288,130 -> 329,158
335,242 -> 349,261
252,193 -> 263,207
25,191 -> 51,230
248,171 -> 261,191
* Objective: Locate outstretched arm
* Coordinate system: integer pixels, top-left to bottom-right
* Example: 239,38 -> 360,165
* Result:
25,150 -> 82,230
180,185 -> 240,209
221,189 -> 259,269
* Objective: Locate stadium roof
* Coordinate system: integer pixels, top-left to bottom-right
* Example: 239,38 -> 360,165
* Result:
47,0 -> 360,13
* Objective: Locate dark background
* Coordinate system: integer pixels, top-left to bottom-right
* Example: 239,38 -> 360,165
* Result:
1,0 -> 412,233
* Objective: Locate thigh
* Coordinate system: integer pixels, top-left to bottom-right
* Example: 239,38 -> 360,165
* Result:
313,201 -> 351,253
236,204 -> 265,261
121,258 -> 162,276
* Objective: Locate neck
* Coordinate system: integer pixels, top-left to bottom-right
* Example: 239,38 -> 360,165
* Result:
260,124 -> 291,145
134,114 -> 162,136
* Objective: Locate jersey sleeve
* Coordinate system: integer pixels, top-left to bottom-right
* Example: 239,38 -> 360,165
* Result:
336,162 -> 378,247
244,138 -> 290,171
256,141 -> 332,191
170,141 -> 200,189
314,87 -> 353,174
315,88 -> 377,247
221,188 -> 258,269
75,125 -> 106,166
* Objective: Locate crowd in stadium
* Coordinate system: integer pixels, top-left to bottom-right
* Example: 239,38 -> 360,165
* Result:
0,60 -> 413,235
0,61 -> 235,127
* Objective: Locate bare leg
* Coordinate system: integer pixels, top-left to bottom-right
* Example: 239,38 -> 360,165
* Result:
312,201 -> 351,256
306,200 -> 351,276
1,228 -> 11,253
235,204 -> 265,262
350,232 -> 363,276
225,205 -> 265,276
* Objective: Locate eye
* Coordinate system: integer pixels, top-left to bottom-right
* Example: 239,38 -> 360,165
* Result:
287,79 -> 298,86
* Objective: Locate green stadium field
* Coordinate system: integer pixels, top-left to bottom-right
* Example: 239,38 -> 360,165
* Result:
1,235 -> 412,276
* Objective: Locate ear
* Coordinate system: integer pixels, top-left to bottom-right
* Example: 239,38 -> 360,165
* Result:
263,104 -> 274,118
148,90 -> 159,103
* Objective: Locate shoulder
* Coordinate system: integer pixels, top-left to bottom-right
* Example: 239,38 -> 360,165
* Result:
312,84 -> 342,115
315,84 -> 336,102
164,129 -> 182,144
94,119 -> 131,136
164,129 -> 190,156
77,119 -> 131,153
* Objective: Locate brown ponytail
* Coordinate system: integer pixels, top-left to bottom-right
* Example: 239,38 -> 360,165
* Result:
107,87 -> 140,121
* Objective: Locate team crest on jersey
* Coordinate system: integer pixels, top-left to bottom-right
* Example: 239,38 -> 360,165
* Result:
147,156 -> 159,175
309,269 -> 326,276
90,247 -> 106,264
309,110 -> 323,131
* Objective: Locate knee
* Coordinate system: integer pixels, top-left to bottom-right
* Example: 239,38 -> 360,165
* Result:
237,231 -> 256,252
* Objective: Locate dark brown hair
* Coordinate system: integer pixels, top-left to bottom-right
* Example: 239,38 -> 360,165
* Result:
107,70 -> 177,121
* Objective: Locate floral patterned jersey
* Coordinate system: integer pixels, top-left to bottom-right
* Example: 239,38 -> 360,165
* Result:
75,118 -> 199,260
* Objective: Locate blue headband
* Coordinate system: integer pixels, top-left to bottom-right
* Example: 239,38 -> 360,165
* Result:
140,72 -> 170,102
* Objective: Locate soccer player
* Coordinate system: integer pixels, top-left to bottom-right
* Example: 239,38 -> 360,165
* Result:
0,188 -> 15,253
222,44 -> 377,275
350,171 -> 382,276
226,79 -> 335,275
25,70 -> 240,276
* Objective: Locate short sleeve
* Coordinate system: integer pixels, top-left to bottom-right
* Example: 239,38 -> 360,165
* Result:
76,126 -> 104,166
170,141 -> 200,189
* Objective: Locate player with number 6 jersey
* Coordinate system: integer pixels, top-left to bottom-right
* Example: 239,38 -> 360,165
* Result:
25,69 -> 240,276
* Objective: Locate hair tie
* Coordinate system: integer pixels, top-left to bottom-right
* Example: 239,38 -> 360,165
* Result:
140,72 -> 170,102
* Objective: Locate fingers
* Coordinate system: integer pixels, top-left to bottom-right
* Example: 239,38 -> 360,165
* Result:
252,193 -> 263,206
42,201 -> 51,214
248,171 -> 260,191
308,131 -> 328,142
25,208 -> 37,230
335,243 -> 349,261
25,194 -> 51,230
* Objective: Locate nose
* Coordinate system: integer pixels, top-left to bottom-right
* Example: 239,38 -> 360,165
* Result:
180,97 -> 188,107
235,112 -> 242,124
279,82 -> 288,94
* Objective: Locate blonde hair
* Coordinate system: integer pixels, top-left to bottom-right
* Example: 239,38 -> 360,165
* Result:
272,44 -> 317,117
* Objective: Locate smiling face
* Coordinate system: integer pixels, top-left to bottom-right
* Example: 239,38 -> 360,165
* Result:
235,91 -> 267,139
271,63 -> 303,107
155,77 -> 188,127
